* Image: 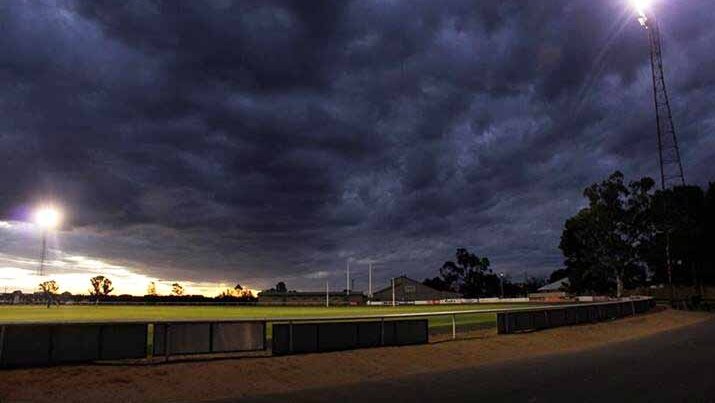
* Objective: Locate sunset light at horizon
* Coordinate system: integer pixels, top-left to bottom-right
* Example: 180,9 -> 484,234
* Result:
0,219 -> 259,297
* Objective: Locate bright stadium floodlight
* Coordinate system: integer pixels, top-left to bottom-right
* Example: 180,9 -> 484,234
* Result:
34,205 -> 62,277
630,0 -> 652,25
34,206 -> 62,229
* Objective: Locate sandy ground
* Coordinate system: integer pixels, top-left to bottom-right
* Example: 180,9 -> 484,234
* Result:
0,308 -> 710,403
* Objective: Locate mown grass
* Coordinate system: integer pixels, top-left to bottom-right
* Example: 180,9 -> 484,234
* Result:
0,304 -> 532,329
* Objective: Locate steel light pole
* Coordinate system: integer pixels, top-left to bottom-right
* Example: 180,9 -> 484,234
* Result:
33,206 -> 62,277
630,0 -> 685,307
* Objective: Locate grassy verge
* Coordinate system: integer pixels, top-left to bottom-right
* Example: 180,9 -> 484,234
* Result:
0,304 -> 524,323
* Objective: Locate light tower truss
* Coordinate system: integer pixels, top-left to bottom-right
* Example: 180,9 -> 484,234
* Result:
639,12 -> 685,189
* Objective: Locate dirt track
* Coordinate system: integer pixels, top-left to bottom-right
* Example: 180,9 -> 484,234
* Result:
0,309 -> 710,402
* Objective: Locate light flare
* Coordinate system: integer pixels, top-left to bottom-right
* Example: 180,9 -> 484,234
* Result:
630,0 -> 651,17
630,0 -> 653,26
34,206 -> 62,230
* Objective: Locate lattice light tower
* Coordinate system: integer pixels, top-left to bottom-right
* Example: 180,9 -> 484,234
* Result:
632,0 -> 686,304
33,206 -> 62,277
635,1 -> 686,189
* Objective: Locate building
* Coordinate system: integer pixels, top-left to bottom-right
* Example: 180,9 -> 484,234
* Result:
257,291 -> 365,306
529,277 -> 570,302
0,290 -> 45,305
371,276 -> 461,302
537,277 -> 570,292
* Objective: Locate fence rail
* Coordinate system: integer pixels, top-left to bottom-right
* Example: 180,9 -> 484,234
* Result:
0,297 -> 654,368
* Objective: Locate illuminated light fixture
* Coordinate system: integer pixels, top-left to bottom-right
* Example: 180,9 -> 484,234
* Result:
630,0 -> 652,26
34,205 -> 62,230
34,204 -> 62,277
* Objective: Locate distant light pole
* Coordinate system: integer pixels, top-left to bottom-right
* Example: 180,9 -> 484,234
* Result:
346,259 -> 350,296
33,205 -> 62,277
325,281 -> 329,308
368,262 -> 373,299
391,278 -> 396,307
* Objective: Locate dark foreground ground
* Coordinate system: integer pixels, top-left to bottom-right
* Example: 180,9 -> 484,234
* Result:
1,309 -> 711,402
243,315 -> 715,403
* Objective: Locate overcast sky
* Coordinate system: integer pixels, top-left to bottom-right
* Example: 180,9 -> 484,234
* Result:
1,0 -> 713,295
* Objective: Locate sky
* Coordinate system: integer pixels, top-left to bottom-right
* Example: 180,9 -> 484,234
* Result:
0,0 -> 714,296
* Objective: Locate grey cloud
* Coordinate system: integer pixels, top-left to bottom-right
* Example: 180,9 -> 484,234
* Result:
1,0 -> 714,290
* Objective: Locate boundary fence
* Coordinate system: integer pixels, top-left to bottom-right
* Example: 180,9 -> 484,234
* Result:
367,297 -> 531,306
153,321 -> 266,357
496,298 -> 655,334
272,319 -> 428,355
0,323 -> 148,367
0,297 -> 653,368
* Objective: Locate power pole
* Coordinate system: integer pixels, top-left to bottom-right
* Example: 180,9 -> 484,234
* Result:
368,263 -> 373,299
637,7 -> 685,306
325,281 -> 329,307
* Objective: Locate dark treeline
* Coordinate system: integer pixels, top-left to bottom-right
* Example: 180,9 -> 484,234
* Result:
424,172 -> 714,299
560,171 -> 715,296
32,293 -> 258,304
424,248 -> 545,298
29,277 -> 257,307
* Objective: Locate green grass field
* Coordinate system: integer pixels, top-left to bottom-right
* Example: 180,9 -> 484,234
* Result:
0,304 -> 534,331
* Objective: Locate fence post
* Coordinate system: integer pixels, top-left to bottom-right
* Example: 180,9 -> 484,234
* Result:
451,314 -> 456,340
164,324 -> 170,362
209,322 -> 214,353
288,321 -> 293,353
631,300 -> 636,316
48,325 -> 55,365
380,318 -> 385,346
544,311 -> 550,328
98,324 -> 104,360
0,325 -> 5,366
263,321 -> 268,351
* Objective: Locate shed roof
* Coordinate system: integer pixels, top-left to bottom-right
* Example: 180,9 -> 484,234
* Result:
538,277 -> 570,292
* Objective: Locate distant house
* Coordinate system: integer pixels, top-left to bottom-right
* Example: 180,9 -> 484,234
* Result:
371,276 -> 461,302
257,291 -> 365,306
529,277 -> 570,301
537,277 -> 570,292
0,290 -> 44,305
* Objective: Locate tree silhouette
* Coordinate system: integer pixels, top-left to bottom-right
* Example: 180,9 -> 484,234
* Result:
38,280 -> 59,308
90,276 -> 114,303
439,248 -> 493,298
239,289 -> 255,299
171,282 -> 184,296
147,281 -> 157,296
422,276 -> 451,292
275,281 -> 287,293
559,174 -> 715,296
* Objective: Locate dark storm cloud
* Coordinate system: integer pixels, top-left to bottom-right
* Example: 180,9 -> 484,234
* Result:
1,0 -> 714,289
